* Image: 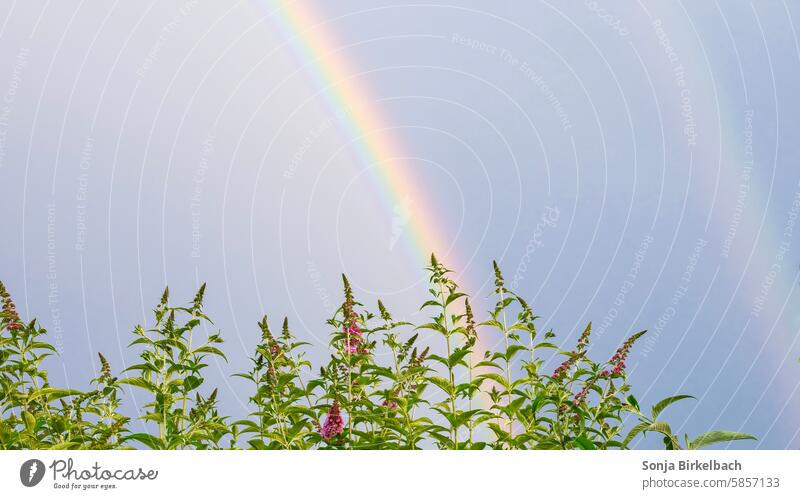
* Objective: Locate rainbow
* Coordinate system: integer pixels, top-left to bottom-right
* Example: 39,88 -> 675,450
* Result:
256,3 -> 800,439
622,4 -> 800,441
259,0 -> 464,280
256,1 -> 502,419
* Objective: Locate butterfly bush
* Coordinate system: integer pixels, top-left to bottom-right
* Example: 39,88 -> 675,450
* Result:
0,258 -> 756,450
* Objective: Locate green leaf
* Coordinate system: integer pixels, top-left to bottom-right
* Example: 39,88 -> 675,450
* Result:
447,348 -> 470,368
647,421 -> 674,436
623,421 -> 652,448
30,342 -> 57,352
478,372 -> 509,389
428,376 -> 453,395
192,346 -> 227,360
480,319 -> 504,329
445,292 -> 467,307
652,395 -> 694,419
416,322 -> 446,334
419,300 -> 441,311
49,441 -> 80,450
474,360 -> 502,370
22,411 -> 36,432
183,375 -> 203,391
248,439 -> 268,450
503,344 -> 528,362
573,436 -> 596,450
125,433 -> 164,449
27,387 -> 82,402
122,362 -> 157,374
689,431 -> 756,450
118,376 -> 157,392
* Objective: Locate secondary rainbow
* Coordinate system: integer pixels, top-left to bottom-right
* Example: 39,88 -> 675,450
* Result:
632,4 -> 800,438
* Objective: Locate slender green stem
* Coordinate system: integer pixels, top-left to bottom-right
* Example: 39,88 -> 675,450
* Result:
528,326 -> 537,449
498,289 -> 513,440
179,322 -> 195,439
468,351 -> 474,446
254,366 -> 266,446
346,333 -> 354,449
389,344 -> 416,449
270,397 -> 289,448
439,283 -> 458,448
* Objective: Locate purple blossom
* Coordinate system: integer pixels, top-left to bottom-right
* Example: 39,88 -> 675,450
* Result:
573,384 -> 591,405
344,325 -> 366,355
552,352 -> 584,380
320,402 -> 344,440
1,283 -> 22,331
601,332 -> 643,378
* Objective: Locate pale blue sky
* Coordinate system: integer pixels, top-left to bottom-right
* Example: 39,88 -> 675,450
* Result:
1,1 -> 799,448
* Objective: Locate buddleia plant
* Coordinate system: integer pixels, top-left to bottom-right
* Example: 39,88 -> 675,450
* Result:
0,265 -> 759,450
120,285 -> 229,449
235,316 -> 315,449
373,300 -> 430,449
417,255 -> 482,449
310,275 -> 386,449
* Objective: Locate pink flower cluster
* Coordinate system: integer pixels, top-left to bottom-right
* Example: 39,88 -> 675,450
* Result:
344,325 -> 369,355
320,402 -> 344,440
573,384 -> 592,405
382,389 -> 400,411
601,335 -> 639,377
552,352 -> 583,380
600,358 -> 626,378
268,343 -> 281,357
1,285 -> 22,332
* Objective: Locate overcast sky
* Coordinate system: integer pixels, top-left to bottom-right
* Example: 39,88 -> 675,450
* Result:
1,1 -> 799,448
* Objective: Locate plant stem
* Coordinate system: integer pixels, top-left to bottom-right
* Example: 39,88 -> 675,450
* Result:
528,325 -> 537,449
346,332 -> 354,449
179,322 -> 195,439
468,351 -> 474,446
254,366 -> 266,446
498,288 -> 513,440
391,342 -> 416,449
439,283 -> 458,449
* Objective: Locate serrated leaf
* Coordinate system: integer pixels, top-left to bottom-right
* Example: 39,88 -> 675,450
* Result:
125,433 -> 164,449
651,395 -> 694,419
22,411 -> 36,432
621,422 -> 648,448
573,436 -> 596,450
689,431 -> 756,450
27,387 -> 82,402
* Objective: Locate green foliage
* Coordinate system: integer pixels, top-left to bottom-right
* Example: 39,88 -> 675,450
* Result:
623,394 -> 757,450
234,316 -> 315,449
0,281 -> 124,449
119,284 -> 229,449
0,262 -> 756,450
